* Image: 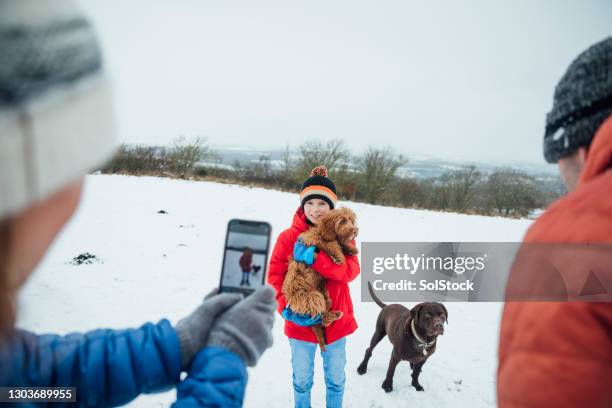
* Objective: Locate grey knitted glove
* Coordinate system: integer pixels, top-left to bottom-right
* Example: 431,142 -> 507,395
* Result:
175,291 -> 243,369
207,286 -> 277,367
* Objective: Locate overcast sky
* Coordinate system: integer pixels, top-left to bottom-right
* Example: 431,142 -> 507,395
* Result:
80,0 -> 612,165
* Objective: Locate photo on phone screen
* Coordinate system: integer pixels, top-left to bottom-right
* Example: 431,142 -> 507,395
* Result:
219,219 -> 271,295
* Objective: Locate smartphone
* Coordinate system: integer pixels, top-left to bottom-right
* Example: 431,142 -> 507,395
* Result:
219,219 -> 272,296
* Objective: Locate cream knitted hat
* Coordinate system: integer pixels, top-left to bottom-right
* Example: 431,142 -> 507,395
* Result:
0,0 -> 117,219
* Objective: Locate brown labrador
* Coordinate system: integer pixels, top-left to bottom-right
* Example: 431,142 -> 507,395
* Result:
357,281 -> 448,392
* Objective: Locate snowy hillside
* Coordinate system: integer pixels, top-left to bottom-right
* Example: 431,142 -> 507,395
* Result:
17,175 -> 532,407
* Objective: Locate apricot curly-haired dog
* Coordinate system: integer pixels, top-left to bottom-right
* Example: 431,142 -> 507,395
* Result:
282,207 -> 359,350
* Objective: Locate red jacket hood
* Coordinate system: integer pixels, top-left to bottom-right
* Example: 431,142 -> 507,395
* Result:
290,207 -> 309,233
524,115 -> 612,243
579,114 -> 612,184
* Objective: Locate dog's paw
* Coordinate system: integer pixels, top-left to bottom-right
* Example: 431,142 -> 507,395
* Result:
382,380 -> 393,393
357,363 -> 367,375
321,312 -> 342,327
330,256 -> 343,264
412,382 -> 424,392
321,311 -> 342,327
344,246 -> 359,256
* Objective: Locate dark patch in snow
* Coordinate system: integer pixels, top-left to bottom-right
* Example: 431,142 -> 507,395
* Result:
157,210 -> 168,214
70,252 -> 101,265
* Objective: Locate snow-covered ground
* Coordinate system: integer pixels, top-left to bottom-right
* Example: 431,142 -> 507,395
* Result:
17,175 -> 532,407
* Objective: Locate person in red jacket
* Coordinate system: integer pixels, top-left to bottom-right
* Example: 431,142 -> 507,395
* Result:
239,247 -> 254,286
498,37 -> 612,407
268,165 -> 360,408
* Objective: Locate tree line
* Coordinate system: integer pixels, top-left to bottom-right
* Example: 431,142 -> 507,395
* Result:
102,138 -> 564,218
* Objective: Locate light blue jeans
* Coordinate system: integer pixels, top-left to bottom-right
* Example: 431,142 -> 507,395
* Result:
288,337 -> 347,408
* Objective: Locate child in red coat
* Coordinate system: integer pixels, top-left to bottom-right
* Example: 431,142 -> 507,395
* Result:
268,166 -> 360,408
239,247 -> 253,286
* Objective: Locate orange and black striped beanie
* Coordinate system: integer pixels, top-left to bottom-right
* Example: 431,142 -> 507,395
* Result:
300,166 -> 337,209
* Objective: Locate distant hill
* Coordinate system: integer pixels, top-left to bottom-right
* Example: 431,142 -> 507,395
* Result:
206,145 -> 559,181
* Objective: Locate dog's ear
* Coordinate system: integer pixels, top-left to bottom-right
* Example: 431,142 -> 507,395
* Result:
439,303 -> 449,324
319,212 -> 337,241
410,304 -> 424,323
345,208 -> 357,224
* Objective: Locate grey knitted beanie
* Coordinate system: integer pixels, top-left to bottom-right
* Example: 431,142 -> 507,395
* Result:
543,37 -> 612,163
0,0 -> 116,219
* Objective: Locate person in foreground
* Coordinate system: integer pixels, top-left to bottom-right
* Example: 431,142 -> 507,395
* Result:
497,37 -> 612,407
0,1 -> 276,406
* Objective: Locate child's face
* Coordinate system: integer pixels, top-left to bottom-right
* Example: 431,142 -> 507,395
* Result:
303,198 -> 331,225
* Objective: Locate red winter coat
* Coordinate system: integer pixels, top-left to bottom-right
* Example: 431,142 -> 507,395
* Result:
267,208 -> 360,344
498,116 -> 612,407
239,252 -> 252,273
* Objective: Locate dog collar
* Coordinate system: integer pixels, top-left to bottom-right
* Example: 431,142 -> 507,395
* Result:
411,319 -> 436,356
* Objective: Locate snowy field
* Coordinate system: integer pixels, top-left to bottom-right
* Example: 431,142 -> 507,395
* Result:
17,175 -> 532,407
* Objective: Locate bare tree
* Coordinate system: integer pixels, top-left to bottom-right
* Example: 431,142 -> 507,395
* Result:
168,136 -> 212,176
334,162 -> 359,201
103,144 -> 167,174
421,178 -> 451,210
280,144 -> 299,189
297,139 -> 350,177
486,168 -> 542,216
439,166 -> 482,211
394,177 -> 425,208
251,155 -> 273,182
356,146 -> 406,204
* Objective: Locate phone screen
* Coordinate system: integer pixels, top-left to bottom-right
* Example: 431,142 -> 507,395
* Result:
219,219 -> 271,295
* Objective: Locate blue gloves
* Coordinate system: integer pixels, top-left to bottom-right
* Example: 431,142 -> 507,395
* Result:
173,347 -> 247,407
282,307 -> 321,326
293,240 -> 316,266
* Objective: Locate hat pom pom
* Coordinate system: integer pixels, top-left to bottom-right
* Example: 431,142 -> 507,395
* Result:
310,165 -> 328,177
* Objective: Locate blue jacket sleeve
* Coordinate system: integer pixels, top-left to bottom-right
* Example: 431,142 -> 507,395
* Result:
173,346 -> 247,408
0,319 -> 182,407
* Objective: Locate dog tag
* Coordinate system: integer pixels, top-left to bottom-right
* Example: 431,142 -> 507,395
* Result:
422,348 -> 428,356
